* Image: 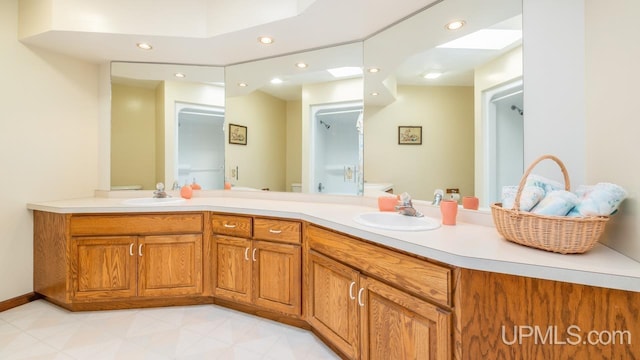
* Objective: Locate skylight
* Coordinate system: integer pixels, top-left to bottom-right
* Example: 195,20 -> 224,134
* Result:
437,29 -> 522,50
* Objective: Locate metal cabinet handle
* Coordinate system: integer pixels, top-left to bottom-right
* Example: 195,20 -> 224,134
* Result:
269,229 -> 282,234
252,248 -> 257,262
357,288 -> 365,307
223,223 -> 237,228
129,243 -> 134,256
244,247 -> 249,261
138,244 -> 143,257
349,281 -> 356,300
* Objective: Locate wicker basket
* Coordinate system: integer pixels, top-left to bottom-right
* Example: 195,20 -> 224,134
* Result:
490,154 -> 609,254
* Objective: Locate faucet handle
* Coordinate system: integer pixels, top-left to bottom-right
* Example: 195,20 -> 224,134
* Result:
156,182 -> 165,191
399,192 -> 412,205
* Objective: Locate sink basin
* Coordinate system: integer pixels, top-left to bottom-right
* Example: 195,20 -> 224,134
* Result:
121,197 -> 186,206
353,212 -> 440,231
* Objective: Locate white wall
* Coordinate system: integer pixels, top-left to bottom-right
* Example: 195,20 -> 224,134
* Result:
1,0 -> 100,301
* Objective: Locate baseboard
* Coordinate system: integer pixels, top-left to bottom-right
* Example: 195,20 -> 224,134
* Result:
0,292 -> 41,312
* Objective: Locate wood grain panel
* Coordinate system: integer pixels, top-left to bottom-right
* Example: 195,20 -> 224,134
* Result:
138,234 -> 203,297
457,269 -> 640,360
254,218 -> 301,244
70,213 -> 203,236
306,250 -> 360,360
211,214 -> 252,238
252,240 -> 301,315
213,235 -> 252,303
306,225 -> 451,307
33,211 -> 71,303
360,275 -> 451,360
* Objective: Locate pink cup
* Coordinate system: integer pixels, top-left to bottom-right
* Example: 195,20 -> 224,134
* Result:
462,196 -> 479,210
440,200 -> 458,225
378,196 -> 398,211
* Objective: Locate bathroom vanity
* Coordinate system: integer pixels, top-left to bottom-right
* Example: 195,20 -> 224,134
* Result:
29,194 -> 640,359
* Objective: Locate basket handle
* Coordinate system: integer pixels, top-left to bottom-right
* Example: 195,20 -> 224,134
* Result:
512,154 -> 571,211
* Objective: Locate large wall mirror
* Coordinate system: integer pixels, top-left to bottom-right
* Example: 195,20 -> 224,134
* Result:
109,0 -> 522,203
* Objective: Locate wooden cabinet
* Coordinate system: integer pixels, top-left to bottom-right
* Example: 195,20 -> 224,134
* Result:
212,215 -> 302,316
34,211 -> 207,310
305,225 -> 452,359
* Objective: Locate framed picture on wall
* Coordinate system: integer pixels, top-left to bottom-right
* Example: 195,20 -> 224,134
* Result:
398,126 -> 422,145
229,124 -> 247,145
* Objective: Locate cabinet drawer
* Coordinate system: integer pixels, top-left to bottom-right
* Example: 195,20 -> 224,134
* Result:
254,218 -> 301,244
211,214 -> 252,238
70,213 -> 203,236
307,225 -> 452,307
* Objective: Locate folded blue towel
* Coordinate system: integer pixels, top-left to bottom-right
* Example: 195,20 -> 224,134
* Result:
524,174 -> 564,194
531,190 -> 579,216
567,182 -> 627,217
501,186 -> 545,211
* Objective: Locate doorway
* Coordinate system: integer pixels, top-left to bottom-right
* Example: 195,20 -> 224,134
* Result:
176,103 -> 225,190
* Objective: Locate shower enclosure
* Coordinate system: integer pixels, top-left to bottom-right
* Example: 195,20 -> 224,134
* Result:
176,103 -> 225,189
484,79 -> 524,204
310,101 -> 363,195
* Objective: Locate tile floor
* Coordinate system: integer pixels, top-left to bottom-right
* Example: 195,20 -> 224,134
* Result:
0,300 -> 340,359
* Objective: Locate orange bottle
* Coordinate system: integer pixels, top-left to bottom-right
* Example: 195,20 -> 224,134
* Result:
191,178 -> 202,190
180,184 -> 193,199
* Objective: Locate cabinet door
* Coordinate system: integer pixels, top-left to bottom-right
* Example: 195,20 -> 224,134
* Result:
138,234 -> 203,297
307,250 -> 360,360
359,276 -> 451,360
213,235 -> 252,304
72,236 -> 137,300
252,240 -> 301,315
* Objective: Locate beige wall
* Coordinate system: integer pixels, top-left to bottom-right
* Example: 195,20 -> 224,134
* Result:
585,0 -> 640,261
365,85 -> 474,200
1,0 -> 99,301
226,91 -> 287,191
286,100 -> 303,190
111,83 -> 157,189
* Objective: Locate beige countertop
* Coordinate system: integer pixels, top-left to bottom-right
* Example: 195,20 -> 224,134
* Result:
27,190 -> 640,292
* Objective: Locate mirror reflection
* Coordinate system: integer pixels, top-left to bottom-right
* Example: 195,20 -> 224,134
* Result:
109,0 -> 522,203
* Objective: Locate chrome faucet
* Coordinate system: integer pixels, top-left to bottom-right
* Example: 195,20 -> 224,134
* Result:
153,182 -> 169,198
395,192 -> 423,217
432,189 -> 444,206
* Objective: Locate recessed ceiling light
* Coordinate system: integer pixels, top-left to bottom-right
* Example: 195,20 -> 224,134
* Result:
367,67 -> 380,73
437,29 -> 522,50
295,62 -> 308,69
270,78 -> 283,84
371,92 -> 379,96
327,67 -> 363,78
174,73 -> 186,78
238,82 -> 248,87
423,72 -> 443,79
258,36 -> 274,45
136,42 -> 153,50
445,20 -> 466,31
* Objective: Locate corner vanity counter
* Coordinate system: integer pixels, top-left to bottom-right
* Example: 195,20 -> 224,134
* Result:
28,193 -> 640,359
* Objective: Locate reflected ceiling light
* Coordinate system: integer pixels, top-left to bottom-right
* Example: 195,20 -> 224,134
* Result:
423,72 -> 442,79
437,29 -> 522,50
371,92 -> 379,96
327,66 -> 363,78
270,78 -> 283,84
295,62 -> 308,69
445,20 -> 465,31
367,67 -> 380,73
174,73 -> 186,78
258,36 -> 274,45
136,42 -> 153,50
238,82 -> 248,87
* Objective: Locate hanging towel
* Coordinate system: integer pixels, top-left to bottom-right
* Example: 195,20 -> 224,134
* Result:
567,182 -> 627,217
531,190 -> 579,216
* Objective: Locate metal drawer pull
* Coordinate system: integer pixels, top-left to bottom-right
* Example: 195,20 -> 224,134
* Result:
223,223 -> 237,228
357,288 -> 365,307
138,244 -> 143,257
129,243 -> 134,256
244,247 -> 249,261
349,281 -> 356,300
268,229 -> 282,234
252,248 -> 257,262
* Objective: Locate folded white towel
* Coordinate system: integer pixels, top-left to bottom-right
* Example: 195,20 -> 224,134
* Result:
531,190 -> 579,216
501,186 -> 545,211
567,182 -> 627,217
